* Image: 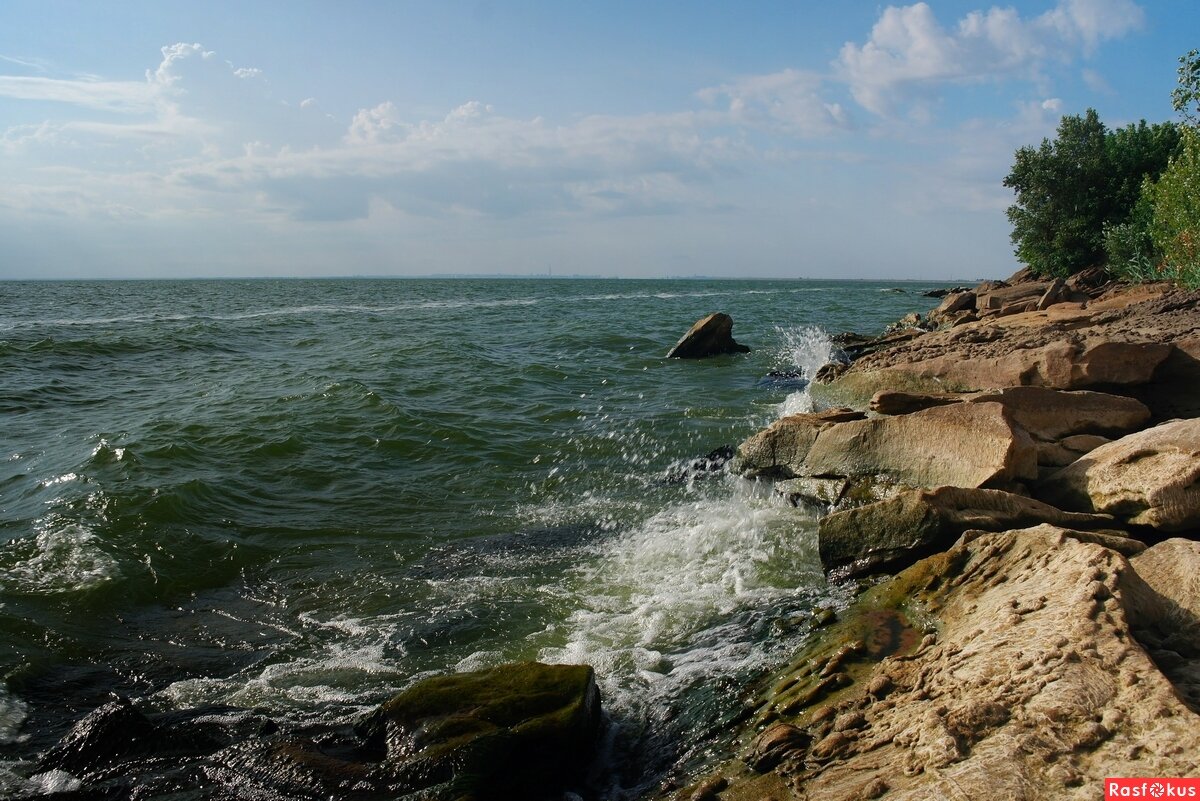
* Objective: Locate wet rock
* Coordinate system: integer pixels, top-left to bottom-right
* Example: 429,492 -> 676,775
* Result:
666,313 -> 750,359
747,723 -> 811,772
203,662 -> 602,801
36,697 -> 157,775
729,409 -> 866,480
818,487 -> 1119,578
1038,418 -> 1200,531
664,445 -> 735,483
366,661 -> 602,800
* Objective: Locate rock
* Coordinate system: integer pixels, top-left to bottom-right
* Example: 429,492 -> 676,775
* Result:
729,409 -> 867,479
818,487 -> 1119,577
926,291 -> 976,325
365,662 -> 601,800
715,528 -> 1200,800
1134,338 -> 1200,421
1036,278 -> 1068,310
923,286 -> 970,299
1037,419 -> 1200,531
869,390 -> 965,415
36,697 -> 158,774
966,386 -> 1151,441
819,286 -> 1200,406
209,662 -> 602,801
976,282 -> 1049,311
799,402 -> 1038,492
747,723 -> 811,772
734,403 -> 1037,501
956,523 -> 1147,558
666,313 -> 750,358
1131,539 -> 1200,636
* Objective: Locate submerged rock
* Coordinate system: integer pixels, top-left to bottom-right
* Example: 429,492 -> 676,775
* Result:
666,313 -> 750,359
211,662 -> 603,801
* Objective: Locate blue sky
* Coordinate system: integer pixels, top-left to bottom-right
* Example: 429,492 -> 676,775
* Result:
0,0 -> 1193,279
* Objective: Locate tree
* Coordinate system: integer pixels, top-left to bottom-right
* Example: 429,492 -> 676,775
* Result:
1172,49 -> 1200,125
1146,126 -> 1200,286
1004,110 -> 1180,278
1004,110 -> 1112,277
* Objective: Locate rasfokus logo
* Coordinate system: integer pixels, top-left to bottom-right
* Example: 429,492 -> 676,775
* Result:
1107,778 -> 1200,798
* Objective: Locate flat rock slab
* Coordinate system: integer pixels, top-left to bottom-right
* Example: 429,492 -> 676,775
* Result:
666,312 -> 750,358
966,386 -> 1150,441
818,486 -> 1119,577
1038,418 -> 1200,531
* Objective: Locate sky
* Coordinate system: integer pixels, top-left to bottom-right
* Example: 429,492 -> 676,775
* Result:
0,1 -> 1194,280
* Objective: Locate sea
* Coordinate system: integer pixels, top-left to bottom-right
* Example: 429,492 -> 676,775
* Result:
0,277 -> 950,798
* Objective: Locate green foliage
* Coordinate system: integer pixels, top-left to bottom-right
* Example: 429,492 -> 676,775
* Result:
1004,110 -> 1110,278
1103,190 -> 1159,282
1172,49 -> 1200,125
1146,126 -> 1200,287
1004,109 -> 1180,278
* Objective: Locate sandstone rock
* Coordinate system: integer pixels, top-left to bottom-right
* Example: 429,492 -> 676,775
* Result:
966,386 -> 1151,441
818,487 -> 1119,577
1135,338 -> 1200,421
931,290 -> 975,317
977,282 -> 1049,311
956,523 -> 1147,558
1129,539 -> 1200,712
729,409 -> 866,479
869,390 -> 965,415
667,313 -> 750,358
1038,418 -> 1200,531
819,286 -> 1200,406
716,528 -> 1200,800
1036,278 -> 1068,310
800,402 -> 1038,491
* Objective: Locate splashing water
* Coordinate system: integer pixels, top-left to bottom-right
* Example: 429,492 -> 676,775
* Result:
771,325 -> 834,418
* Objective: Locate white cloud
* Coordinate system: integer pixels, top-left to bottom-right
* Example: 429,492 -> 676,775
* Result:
0,75 -> 155,113
837,0 -> 1144,117
147,43 -> 213,87
233,67 -> 262,79
698,69 -> 851,136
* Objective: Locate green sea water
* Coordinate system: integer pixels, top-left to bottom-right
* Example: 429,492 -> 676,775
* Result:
0,278 -> 947,797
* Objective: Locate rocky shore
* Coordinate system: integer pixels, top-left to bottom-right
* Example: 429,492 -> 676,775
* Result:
668,272 -> 1200,800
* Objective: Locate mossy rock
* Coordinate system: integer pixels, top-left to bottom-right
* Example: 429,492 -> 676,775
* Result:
360,661 -> 603,801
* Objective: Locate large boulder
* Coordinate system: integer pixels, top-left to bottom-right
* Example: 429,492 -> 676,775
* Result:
817,486 -> 1123,577
1129,540 -> 1200,711
801,402 -> 1038,491
708,528 -> 1200,800
1037,418 -> 1200,531
666,313 -> 750,358
729,409 -> 866,479
734,403 -> 1037,496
